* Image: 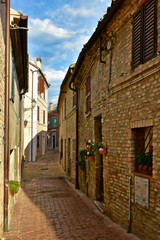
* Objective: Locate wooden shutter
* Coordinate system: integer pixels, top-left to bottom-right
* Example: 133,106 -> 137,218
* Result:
38,76 -> 44,93
52,117 -> 55,127
132,9 -> 143,69
43,110 -> 45,124
37,106 -> 39,121
143,0 -> 157,62
73,92 -> 76,107
132,0 -> 157,69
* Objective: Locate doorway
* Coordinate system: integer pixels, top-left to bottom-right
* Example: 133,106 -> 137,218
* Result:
52,135 -> 55,149
42,132 -> 45,155
95,115 -> 104,203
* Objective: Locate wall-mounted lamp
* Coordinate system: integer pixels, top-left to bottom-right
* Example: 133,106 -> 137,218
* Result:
32,98 -> 37,108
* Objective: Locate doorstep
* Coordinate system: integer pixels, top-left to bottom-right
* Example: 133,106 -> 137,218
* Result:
94,200 -> 105,213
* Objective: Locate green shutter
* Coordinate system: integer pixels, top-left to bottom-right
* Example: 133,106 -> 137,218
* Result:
52,117 -> 55,127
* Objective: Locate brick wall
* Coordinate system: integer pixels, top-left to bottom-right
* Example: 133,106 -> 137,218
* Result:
58,75 -> 76,184
76,0 -> 160,239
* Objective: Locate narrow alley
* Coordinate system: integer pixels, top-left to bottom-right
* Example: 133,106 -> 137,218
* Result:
3,150 -> 140,240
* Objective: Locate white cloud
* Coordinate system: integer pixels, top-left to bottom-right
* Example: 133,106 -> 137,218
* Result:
43,67 -> 66,86
29,18 -> 73,39
63,4 -> 96,17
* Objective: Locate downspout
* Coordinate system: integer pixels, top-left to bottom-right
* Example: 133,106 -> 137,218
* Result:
19,90 -> 27,180
4,0 -> 10,232
31,70 -> 34,162
69,81 -> 79,189
128,176 -> 132,233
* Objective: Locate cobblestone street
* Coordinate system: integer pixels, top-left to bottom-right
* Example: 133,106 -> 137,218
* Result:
3,150 -> 140,240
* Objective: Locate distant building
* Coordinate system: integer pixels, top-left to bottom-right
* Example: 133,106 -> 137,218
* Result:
57,64 -> 76,183
24,57 -> 50,162
47,102 -> 59,150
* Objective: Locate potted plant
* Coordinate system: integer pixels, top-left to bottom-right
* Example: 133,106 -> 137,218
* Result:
136,145 -> 153,174
85,139 -> 98,161
78,149 -> 87,171
98,143 -> 107,154
9,180 -> 21,196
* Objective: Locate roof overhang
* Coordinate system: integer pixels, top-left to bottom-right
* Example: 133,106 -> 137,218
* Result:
10,14 -> 28,92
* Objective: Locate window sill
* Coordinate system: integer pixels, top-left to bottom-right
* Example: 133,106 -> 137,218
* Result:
132,172 -> 152,179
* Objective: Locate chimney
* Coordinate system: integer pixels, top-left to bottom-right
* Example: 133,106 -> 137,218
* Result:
49,102 -> 53,111
36,57 -> 41,69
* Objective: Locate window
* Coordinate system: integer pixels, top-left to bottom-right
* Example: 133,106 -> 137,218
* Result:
37,135 -> 39,148
52,117 -> 55,127
11,51 -> 15,102
132,0 -> 157,69
73,91 -> 76,107
37,106 -> 39,121
132,126 -> 153,175
60,137 -> 63,158
44,87 -> 45,100
43,110 -> 45,124
64,98 -> 66,118
38,76 -> 44,93
86,75 -> 91,114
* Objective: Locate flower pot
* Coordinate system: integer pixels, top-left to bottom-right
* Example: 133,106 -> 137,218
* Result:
138,164 -> 143,171
142,165 -> 147,172
87,156 -> 94,161
99,148 -> 107,154
9,190 -> 15,196
147,166 -> 152,174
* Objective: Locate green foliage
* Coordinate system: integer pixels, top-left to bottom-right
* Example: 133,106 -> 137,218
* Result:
79,149 -> 87,171
80,149 -> 87,160
9,180 -> 21,194
137,149 -> 153,167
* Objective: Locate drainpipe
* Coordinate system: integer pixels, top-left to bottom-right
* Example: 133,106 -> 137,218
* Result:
19,90 -> 27,180
69,81 -> 79,189
128,176 -> 132,233
4,0 -> 10,232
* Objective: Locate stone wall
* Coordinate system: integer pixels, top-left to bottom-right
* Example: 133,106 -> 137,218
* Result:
0,4 -> 5,238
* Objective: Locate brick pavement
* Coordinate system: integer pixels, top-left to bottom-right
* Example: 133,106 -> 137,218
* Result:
3,150 -> 141,240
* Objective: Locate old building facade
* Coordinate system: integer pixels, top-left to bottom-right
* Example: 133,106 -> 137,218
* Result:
0,5 -> 28,237
57,64 -> 77,184
0,3 -> 6,237
63,0 -> 160,239
48,102 -> 59,150
24,57 -> 49,162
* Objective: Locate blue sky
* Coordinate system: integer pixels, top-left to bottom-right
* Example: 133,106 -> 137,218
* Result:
11,0 -> 111,105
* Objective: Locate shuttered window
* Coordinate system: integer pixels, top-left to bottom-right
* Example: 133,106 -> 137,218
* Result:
38,76 -> 45,93
37,106 -> 39,121
86,75 -> 91,115
52,117 -> 55,127
43,110 -> 45,124
132,0 -> 157,69
73,92 -> 76,107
